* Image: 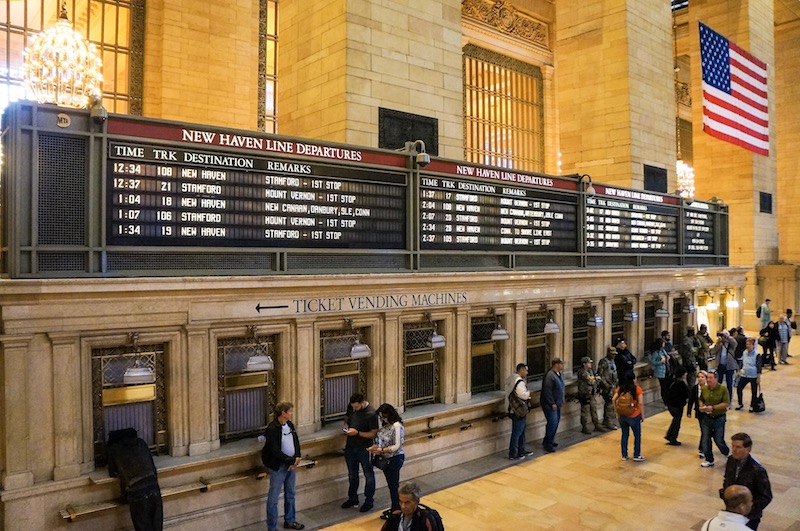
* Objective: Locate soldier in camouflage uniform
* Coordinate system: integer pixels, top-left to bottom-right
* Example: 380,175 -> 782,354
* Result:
596,347 -> 619,430
679,327 -> 701,390
696,324 -> 713,371
577,356 -> 603,434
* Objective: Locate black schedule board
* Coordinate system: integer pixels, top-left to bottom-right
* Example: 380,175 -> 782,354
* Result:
419,176 -> 578,252
684,203 -> 716,254
585,196 -> 679,253
107,142 -> 407,248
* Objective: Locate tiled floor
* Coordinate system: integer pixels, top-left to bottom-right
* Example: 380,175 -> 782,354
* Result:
240,355 -> 800,531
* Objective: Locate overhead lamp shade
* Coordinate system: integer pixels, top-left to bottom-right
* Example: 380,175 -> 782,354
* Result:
244,355 -> 274,372
123,366 -> 155,385
587,315 -> 603,327
623,311 -> 639,322
543,320 -> 561,334
491,326 -> 510,341
726,300 -> 740,309
427,332 -> 446,349
350,341 -> 372,359
706,302 -> 719,311
655,308 -> 670,318
682,304 -> 696,313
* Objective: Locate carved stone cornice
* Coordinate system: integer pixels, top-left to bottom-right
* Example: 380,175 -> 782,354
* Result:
462,0 -> 549,50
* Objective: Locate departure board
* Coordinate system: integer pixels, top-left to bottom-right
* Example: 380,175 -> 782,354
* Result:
419,176 -> 578,252
585,194 -> 679,253
107,142 -> 407,248
684,202 -> 716,254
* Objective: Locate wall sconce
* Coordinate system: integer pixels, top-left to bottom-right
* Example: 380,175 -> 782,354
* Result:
579,173 -> 596,195
345,319 -> 372,359
585,303 -> 603,326
425,313 -> 446,348
123,332 -> 156,385
655,301 -> 670,318
623,298 -> 638,322
725,290 -> 739,309
398,139 -> 430,167
244,325 -> 275,372
490,309 -> 510,341
705,292 -> 719,311
542,304 -> 561,334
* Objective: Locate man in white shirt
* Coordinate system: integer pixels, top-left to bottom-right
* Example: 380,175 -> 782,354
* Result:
701,485 -> 753,531
507,363 -> 533,460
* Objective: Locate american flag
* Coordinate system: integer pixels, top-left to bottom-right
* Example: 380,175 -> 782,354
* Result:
699,22 -> 769,156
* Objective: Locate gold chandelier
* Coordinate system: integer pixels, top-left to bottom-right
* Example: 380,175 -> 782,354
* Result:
22,2 -> 102,109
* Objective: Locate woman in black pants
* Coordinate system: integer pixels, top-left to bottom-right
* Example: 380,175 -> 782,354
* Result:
759,321 -> 778,370
664,366 -> 689,445
686,369 -> 708,457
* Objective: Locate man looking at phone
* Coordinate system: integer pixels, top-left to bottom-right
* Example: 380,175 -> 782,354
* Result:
341,393 -> 379,513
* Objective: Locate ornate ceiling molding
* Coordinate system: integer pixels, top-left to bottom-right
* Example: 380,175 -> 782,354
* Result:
462,0 -> 549,50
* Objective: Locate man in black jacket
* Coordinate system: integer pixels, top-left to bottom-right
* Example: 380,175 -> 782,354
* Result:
720,432 -> 772,529
381,482 -> 442,531
262,402 -> 304,531
107,428 -> 163,531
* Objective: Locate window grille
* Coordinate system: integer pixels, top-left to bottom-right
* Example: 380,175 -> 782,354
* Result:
217,334 -> 277,441
572,307 -> 590,373
644,301 -> 657,354
470,317 -> 499,393
611,303 -> 626,345
402,322 -> 440,407
672,298 -> 686,341
463,44 -> 544,172
91,341 -> 166,464
526,311 -> 548,380
320,327 -> 367,423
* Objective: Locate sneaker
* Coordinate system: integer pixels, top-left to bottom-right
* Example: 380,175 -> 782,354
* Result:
666,440 -> 682,446
283,523 -> 305,530
735,405 -> 744,410
621,456 -> 628,461
701,461 -> 715,467
633,456 -> 645,462
341,499 -> 358,509
508,455 -> 523,460
359,503 -> 374,513
522,450 -> 534,457
698,451 -> 705,458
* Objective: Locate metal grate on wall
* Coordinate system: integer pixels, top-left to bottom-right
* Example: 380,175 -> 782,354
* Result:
403,323 -> 439,407
526,311 -> 548,380
38,134 -> 86,245
107,252 -> 274,272
470,317 -> 499,393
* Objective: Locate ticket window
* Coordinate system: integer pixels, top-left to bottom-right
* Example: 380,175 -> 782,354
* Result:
402,322 -> 441,407
91,341 -> 167,464
321,327 -> 369,423
217,334 -> 277,441
470,317 -> 500,394
525,311 -> 548,381
572,307 -> 590,374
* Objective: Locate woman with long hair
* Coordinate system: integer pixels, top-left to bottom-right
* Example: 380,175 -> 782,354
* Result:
368,403 -> 405,520
613,373 -> 645,462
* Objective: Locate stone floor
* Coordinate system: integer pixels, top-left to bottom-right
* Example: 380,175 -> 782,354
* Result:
237,352 -> 800,531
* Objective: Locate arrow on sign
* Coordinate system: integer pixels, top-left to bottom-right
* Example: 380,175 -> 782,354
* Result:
256,303 -> 289,313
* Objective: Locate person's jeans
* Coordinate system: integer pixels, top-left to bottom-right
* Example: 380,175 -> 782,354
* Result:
267,463 -> 297,530
700,414 -> 729,462
381,453 -> 405,511
779,341 -> 789,363
128,482 -> 163,531
541,405 -> 561,449
665,405 -> 683,442
619,414 -> 642,458
737,377 -> 758,407
344,446 -> 375,505
720,368 -> 735,401
509,415 -> 527,457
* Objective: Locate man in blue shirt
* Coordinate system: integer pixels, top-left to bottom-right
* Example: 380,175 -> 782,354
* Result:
735,338 -> 761,411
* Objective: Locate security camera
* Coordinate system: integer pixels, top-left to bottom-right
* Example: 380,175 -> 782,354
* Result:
90,103 -> 107,124
416,152 -> 431,168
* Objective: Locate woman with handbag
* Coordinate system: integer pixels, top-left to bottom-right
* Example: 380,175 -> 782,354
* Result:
368,403 -> 405,520
759,321 -> 778,371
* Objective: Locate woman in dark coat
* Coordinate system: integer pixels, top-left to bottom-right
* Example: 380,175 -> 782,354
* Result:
759,321 -> 778,370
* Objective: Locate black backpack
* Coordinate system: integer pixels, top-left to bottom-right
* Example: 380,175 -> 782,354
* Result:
418,504 -> 445,531
756,305 -> 762,318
